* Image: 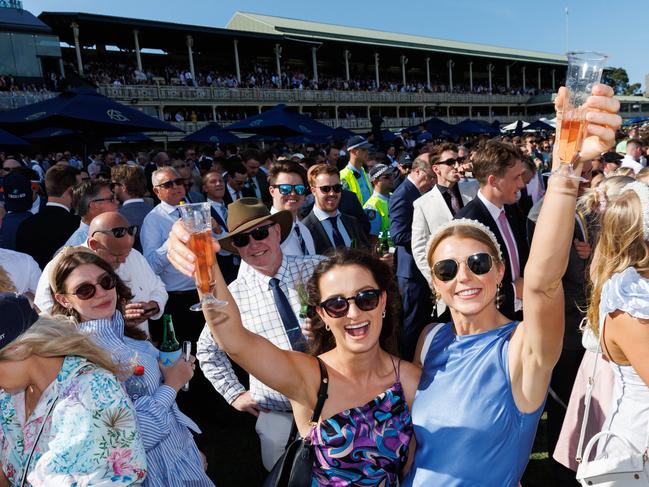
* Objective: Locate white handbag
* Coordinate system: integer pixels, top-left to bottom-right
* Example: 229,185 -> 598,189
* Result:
575,323 -> 649,486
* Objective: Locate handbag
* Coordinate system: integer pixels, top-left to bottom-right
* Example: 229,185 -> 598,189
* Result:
575,322 -> 649,486
262,356 -> 329,487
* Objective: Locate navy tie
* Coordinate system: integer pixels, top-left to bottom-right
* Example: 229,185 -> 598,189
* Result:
327,216 -> 346,248
293,223 -> 308,255
269,278 -> 306,352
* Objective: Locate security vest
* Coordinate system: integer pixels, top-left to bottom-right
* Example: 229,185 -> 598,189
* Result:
340,165 -> 371,205
364,192 -> 390,234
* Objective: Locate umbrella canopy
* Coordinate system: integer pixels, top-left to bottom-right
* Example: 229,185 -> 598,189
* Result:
105,133 -> 153,143
407,117 -> 461,138
502,120 -> 530,132
623,116 -> 649,126
225,104 -> 335,138
25,127 -> 153,143
183,123 -> 242,144
0,128 -> 29,146
525,119 -> 555,131
0,87 -> 182,135
454,119 -> 501,136
331,126 -> 355,141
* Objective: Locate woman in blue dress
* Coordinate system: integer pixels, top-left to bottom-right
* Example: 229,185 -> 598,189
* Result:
403,83 -> 621,487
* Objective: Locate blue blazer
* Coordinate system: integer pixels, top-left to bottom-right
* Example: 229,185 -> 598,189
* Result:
389,178 -> 426,280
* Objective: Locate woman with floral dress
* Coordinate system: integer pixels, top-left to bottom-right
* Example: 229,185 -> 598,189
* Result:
0,293 -> 147,486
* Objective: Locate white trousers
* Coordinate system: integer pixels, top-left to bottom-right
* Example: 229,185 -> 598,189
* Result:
255,410 -> 294,471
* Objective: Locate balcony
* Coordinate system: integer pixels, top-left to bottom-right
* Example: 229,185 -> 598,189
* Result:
0,91 -> 56,111
97,84 -> 532,106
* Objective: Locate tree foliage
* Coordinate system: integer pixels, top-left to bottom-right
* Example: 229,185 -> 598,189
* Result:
602,67 -> 642,96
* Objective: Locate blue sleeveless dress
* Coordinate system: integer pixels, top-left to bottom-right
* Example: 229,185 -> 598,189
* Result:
402,321 -> 545,487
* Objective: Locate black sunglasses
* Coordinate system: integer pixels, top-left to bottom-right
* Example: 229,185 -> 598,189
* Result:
231,222 -> 275,248
90,195 -> 117,204
91,225 -> 138,239
155,178 -> 185,189
435,157 -> 465,167
317,184 -> 342,194
432,253 -> 494,282
319,289 -> 382,318
272,184 -> 307,196
65,273 -> 117,300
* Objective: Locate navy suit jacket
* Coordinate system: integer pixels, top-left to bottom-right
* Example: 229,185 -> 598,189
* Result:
389,178 -> 426,281
300,190 -> 370,237
302,211 -> 370,255
455,196 -> 529,320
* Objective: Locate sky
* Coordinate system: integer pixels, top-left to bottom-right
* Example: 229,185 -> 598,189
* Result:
25,0 -> 649,90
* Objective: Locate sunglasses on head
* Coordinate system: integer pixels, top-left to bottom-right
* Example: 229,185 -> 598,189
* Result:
231,222 -> 275,248
317,184 -> 342,194
436,157 -> 465,167
272,184 -> 307,196
91,225 -> 138,239
156,178 -> 185,189
432,253 -> 494,282
319,289 -> 382,318
66,273 -> 117,300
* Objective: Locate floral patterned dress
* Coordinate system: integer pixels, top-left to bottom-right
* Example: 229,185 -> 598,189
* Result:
0,355 -> 147,486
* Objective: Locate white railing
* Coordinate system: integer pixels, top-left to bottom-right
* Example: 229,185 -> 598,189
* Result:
0,91 -> 57,110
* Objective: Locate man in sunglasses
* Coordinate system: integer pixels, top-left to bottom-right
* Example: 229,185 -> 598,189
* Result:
412,143 -> 474,287
339,135 -> 373,205
268,161 -> 316,256
302,164 -> 370,255
63,180 -> 118,248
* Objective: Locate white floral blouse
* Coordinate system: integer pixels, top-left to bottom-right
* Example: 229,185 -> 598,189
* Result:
0,355 -> 147,486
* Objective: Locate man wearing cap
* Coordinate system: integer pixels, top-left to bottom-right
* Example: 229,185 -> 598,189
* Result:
339,135 -> 373,205
364,164 -> 394,239
1,171 -> 34,250
602,151 -> 623,176
393,152 -> 413,190
35,212 -> 167,337
188,198 -> 322,470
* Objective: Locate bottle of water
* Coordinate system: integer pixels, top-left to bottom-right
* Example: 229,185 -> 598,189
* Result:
125,365 -> 147,401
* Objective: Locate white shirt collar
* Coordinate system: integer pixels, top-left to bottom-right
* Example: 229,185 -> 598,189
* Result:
477,190 -> 503,221
122,198 -> 144,206
312,204 -> 339,221
159,200 -> 178,215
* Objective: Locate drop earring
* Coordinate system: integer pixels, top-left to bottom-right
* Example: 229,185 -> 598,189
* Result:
495,282 -> 503,309
381,310 -> 386,318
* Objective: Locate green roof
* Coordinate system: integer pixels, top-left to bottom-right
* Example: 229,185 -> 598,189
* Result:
227,12 -> 567,65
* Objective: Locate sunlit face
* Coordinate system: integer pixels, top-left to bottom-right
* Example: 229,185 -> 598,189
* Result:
236,222 -> 283,275
269,172 -> 306,216
91,235 -> 133,269
316,264 -> 386,353
203,172 -> 226,201
433,150 -> 461,186
312,173 -> 341,213
55,263 -> 117,322
492,160 -> 526,205
153,171 -> 186,206
431,236 -> 504,318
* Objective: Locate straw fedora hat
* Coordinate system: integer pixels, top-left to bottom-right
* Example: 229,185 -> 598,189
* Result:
218,198 -> 293,255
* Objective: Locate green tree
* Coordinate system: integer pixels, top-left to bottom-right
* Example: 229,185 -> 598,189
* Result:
602,67 -> 642,95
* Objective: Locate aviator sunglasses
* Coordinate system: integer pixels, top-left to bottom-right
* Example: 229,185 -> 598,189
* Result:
155,178 -> 185,189
64,273 -> 117,300
432,253 -> 494,282
91,225 -> 138,239
319,289 -> 382,318
272,184 -> 308,196
231,222 -> 275,248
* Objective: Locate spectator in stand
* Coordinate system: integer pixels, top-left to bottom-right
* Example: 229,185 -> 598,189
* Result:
64,180 -> 119,248
242,150 -> 271,206
16,165 -> 80,269
112,165 -> 153,253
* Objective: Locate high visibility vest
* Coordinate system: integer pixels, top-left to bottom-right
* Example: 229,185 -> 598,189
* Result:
340,165 -> 371,205
364,193 -> 390,234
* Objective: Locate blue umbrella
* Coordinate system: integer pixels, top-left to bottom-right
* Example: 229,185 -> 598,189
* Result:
105,133 -> 153,143
225,104 -> 334,138
25,127 -> 153,143
454,119 -> 500,136
408,118 -> 460,138
183,122 -> 243,144
331,126 -> 355,141
0,87 -> 181,135
623,116 -> 649,126
526,120 -> 555,131
0,128 -> 29,146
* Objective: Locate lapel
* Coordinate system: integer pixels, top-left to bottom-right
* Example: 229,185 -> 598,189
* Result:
210,205 -> 228,231
303,212 -> 332,253
430,186 -> 453,221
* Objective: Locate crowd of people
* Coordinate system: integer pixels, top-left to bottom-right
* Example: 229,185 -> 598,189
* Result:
1,82 -> 649,487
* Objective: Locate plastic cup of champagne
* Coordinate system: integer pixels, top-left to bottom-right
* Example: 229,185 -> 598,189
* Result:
547,51 -> 608,181
177,202 -> 228,311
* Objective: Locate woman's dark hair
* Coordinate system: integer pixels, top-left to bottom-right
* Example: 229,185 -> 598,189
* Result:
306,249 -> 400,356
51,251 -> 145,340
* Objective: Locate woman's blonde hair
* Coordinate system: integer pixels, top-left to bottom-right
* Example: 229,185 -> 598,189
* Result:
577,175 -> 635,217
0,315 -> 123,376
0,265 -> 16,293
587,190 -> 649,335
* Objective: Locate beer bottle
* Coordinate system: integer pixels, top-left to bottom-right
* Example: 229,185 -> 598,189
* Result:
159,314 -> 182,366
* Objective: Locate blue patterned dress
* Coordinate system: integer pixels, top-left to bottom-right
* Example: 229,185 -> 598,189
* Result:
0,355 -> 147,485
307,360 -> 413,486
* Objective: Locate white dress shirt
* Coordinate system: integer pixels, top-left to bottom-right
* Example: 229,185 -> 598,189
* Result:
477,190 -> 522,310
35,243 -> 168,334
0,248 -> 41,294
197,254 -> 323,410
621,155 -> 643,174
270,207 -> 316,256
311,205 -> 352,247
30,195 -> 42,215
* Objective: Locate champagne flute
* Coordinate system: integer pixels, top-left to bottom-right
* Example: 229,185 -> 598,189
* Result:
177,202 -> 228,311
547,51 -> 608,180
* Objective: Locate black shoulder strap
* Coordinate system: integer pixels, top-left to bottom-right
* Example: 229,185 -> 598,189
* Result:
310,357 -> 329,423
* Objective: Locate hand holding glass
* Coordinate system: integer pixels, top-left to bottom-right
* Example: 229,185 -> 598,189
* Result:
177,202 -> 228,311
